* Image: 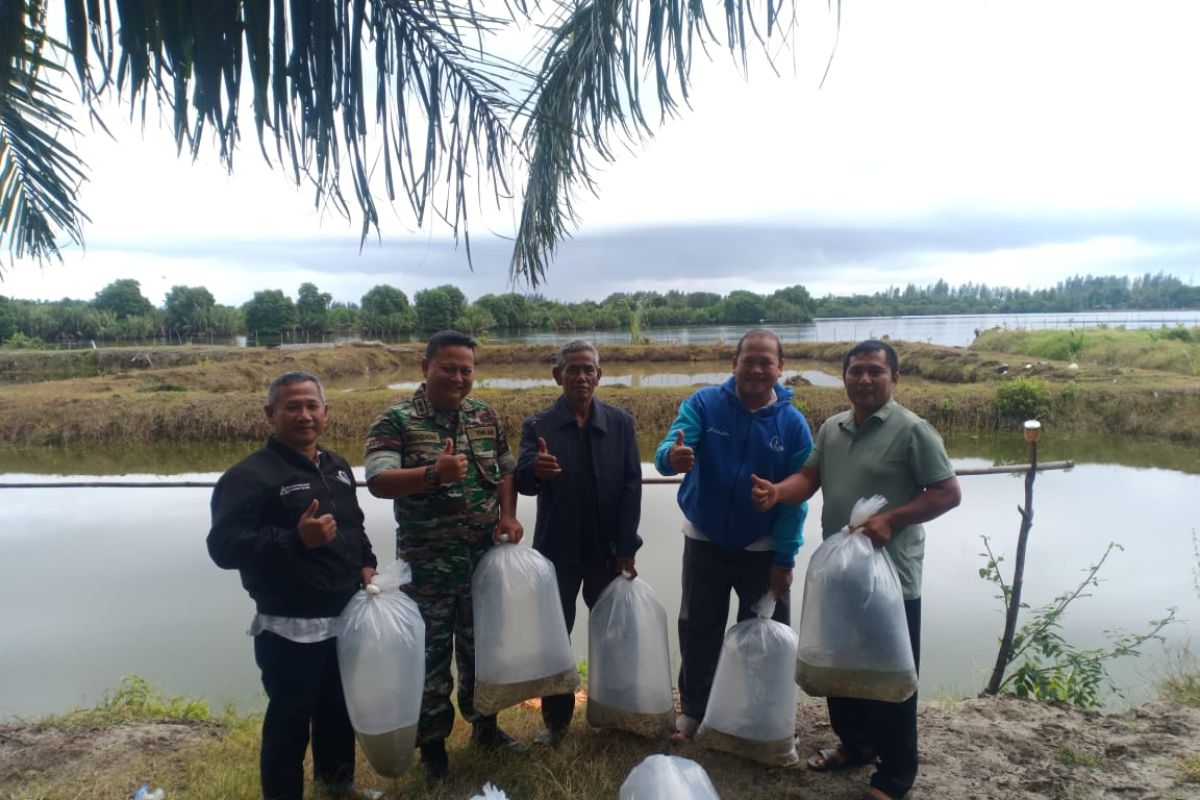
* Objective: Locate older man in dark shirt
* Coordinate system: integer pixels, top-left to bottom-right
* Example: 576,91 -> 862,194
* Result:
515,339 -> 642,746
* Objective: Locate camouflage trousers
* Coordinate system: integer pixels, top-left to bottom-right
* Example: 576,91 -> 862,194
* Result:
404,587 -> 494,744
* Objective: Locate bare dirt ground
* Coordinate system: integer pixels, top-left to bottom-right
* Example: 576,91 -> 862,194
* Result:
787,697 -> 1200,799
0,720 -> 218,790
3,697 -> 1198,799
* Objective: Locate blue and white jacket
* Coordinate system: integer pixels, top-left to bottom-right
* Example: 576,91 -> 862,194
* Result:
654,377 -> 812,567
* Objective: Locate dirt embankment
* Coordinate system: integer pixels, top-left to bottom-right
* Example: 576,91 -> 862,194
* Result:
1,342 -> 1199,448
3,697 -> 1199,799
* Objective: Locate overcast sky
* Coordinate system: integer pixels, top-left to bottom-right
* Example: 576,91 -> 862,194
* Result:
3,0 -> 1199,307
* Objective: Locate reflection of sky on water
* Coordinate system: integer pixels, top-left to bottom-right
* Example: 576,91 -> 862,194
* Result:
478,311 -> 1200,348
2,458 -> 1197,717
388,369 -> 842,391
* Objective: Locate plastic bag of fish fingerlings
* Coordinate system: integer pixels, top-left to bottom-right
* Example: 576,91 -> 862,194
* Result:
619,754 -> 720,800
336,559 -> 425,778
472,543 -> 579,714
795,495 -> 918,704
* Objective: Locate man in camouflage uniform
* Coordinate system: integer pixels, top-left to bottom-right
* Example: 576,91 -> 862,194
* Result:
364,330 -> 525,784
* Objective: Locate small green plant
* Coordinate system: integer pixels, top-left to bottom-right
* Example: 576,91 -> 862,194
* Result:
37,674 -> 211,730
576,659 -> 589,682
980,540 -> 1176,708
1055,748 -> 1098,767
994,376 -> 1051,421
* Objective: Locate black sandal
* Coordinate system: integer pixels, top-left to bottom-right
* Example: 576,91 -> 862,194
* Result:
806,746 -> 876,772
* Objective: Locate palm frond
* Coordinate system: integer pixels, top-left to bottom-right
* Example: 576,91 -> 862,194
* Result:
0,0 -> 89,266
68,0 -> 526,257
510,0 -> 798,286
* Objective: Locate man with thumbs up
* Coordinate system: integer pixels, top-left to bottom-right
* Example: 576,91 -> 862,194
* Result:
653,328 -> 813,742
514,339 -> 642,746
364,330 -> 524,782
208,371 -> 379,800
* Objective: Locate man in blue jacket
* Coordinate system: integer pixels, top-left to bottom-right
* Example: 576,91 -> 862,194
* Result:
515,339 -> 642,746
654,328 -> 812,741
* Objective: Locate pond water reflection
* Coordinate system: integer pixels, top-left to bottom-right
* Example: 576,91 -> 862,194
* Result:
388,368 -> 844,391
1,438 -> 1197,718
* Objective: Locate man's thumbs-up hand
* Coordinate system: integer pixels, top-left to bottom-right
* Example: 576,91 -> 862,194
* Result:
668,428 -> 695,473
533,435 -> 562,480
435,436 -> 469,484
750,473 -> 778,512
298,498 -> 338,548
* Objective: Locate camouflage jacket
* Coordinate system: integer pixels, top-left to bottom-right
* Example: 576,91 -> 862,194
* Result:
364,385 -> 516,593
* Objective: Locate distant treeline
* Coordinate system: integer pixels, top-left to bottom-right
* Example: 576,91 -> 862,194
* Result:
0,272 -> 1195,347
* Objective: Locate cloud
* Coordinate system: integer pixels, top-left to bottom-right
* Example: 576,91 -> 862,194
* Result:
9,209 -> 1191,306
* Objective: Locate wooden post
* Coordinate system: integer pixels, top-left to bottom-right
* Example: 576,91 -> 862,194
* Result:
984,419 -> 1041,695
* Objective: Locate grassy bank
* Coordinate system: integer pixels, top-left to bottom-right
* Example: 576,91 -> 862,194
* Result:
1,341 -> 1199,448
6,673 -> 1200,800
972,326 -> 1200,376
0,339 -> 1037,385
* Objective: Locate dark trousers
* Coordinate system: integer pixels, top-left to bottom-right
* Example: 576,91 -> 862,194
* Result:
541,560 -> 619,729
253,631 -> 355,800
409,589 -> 493,744
827,597 -> 922,799
677,536 -> 789,721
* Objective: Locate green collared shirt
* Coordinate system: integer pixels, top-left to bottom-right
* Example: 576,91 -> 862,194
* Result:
806,398 -> 955,599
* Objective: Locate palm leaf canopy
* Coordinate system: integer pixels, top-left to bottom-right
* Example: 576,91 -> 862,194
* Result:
1,0 -> 806,286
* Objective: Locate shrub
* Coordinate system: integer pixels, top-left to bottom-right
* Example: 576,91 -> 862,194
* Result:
994,377 -> 1051,421
3,331 -> 46,350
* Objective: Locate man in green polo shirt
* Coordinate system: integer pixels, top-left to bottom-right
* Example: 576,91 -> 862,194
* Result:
751,339 -> 960,800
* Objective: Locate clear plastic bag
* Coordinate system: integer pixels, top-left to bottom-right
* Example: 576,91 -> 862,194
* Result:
335,559 -> 426,777
471,543 -> 579,714
619,754 -> 720,800
586,576 -> 674,738
695,594 -> 799,767
795,495 -> 918,703
468,783 -> 509,800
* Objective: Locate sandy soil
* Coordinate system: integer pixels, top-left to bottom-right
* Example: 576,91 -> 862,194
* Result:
788,697 -> 1200,799
3,697 -> 1198,799
0,720 -> 218,789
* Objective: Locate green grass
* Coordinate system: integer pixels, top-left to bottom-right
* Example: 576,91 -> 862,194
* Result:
973,327 -> 1200,376
1180,753 -> 1200,784
1055,747 -> 1099,768
1161,657 -> 1200,708
3,678 -> 809,800
35,675 -> 212,732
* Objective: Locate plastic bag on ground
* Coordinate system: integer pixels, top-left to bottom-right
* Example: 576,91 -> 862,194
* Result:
695,594 -> 799,767
335,559 -> 426,778
587,576 -> 674,738
468,783 -> 509,800
619,754 -> 720,800
795,495 -> 918,703
471,543 -> 579,714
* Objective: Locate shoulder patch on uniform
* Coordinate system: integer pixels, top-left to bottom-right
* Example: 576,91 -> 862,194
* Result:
466,425 -> 497,440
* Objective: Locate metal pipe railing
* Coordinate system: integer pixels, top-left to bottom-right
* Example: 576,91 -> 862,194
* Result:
0,461 -> 1074,489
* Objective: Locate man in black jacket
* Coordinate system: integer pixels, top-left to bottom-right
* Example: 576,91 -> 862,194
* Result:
514,339 -> 642,746
208,372 -> 379,800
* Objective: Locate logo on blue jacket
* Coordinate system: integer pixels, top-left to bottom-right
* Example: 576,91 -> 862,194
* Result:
769,436 -> 785,452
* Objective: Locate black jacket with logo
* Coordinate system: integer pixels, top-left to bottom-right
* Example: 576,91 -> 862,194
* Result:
208,437 -> 377,617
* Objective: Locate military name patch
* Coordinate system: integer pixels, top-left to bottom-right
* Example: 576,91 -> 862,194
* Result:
403,430 -> 444,445
465,425 -> 496,440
